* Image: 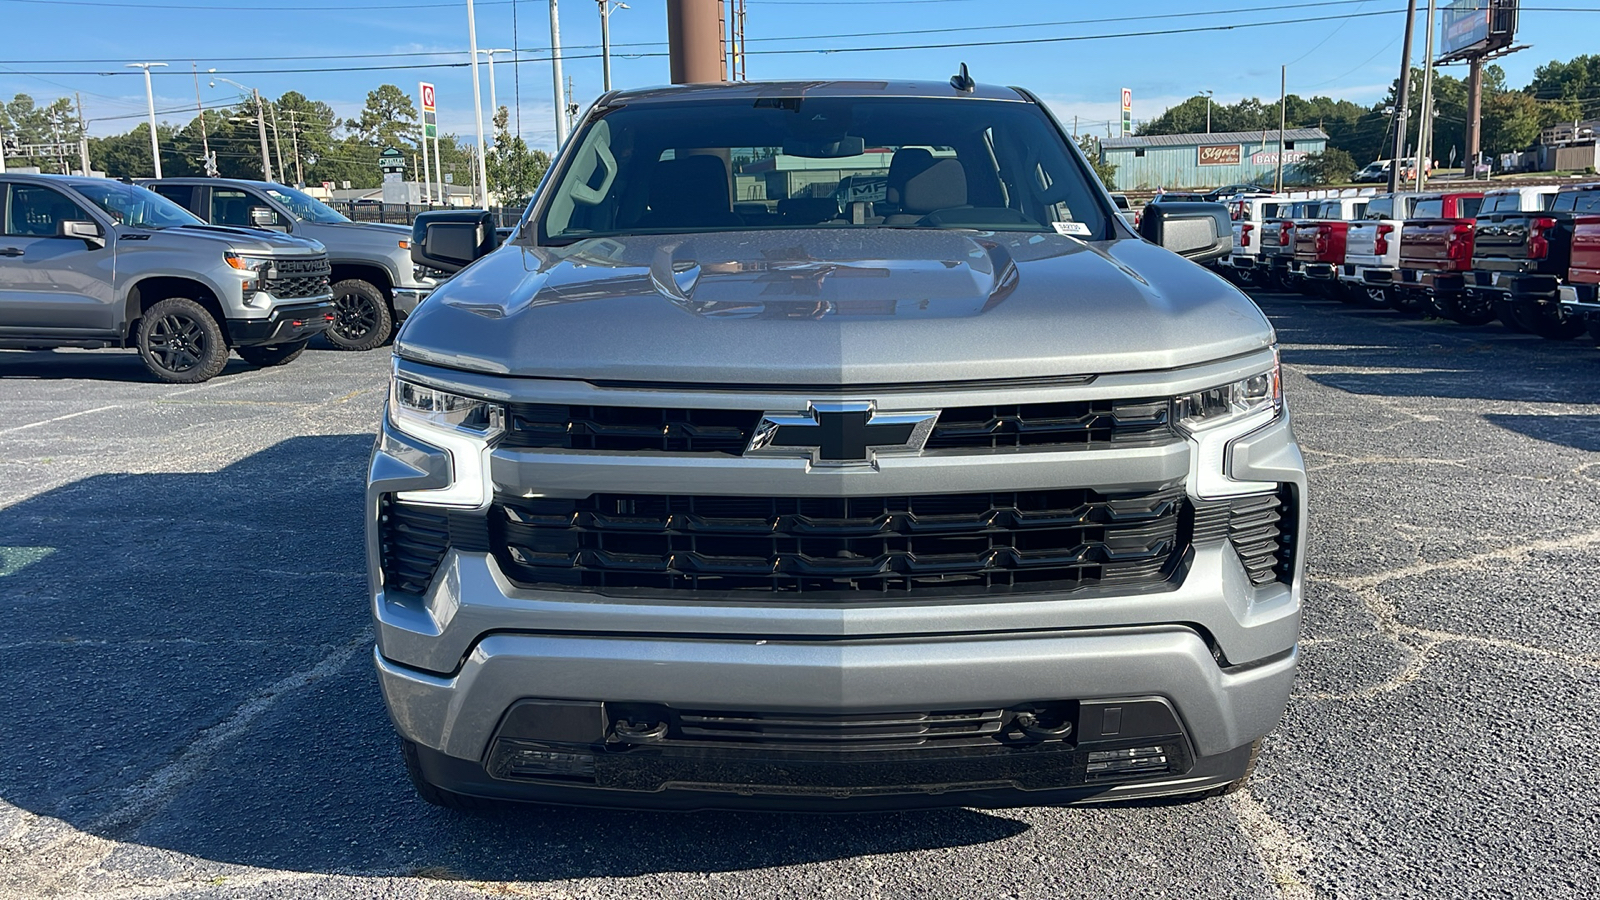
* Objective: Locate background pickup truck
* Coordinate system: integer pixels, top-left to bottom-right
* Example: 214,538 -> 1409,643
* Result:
1221,194 -> 1286,287
1292,198 -> 1367,298
1558,213 -> 1600,345
1466,183 -> 1599,337
1260,201 -> 1311,290
0,173 -> 332,383
1339,192 -> 1421,307
1395,192 -> 1484,316
143,178 -> 441,351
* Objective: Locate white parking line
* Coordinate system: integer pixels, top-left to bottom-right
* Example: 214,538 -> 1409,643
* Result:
0,405 -> 124,437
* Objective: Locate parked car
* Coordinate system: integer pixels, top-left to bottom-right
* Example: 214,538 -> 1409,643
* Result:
1558,213 -> 1600,345
1337,192 -> 1423,306
1221,194 -> 1288,287
142,178 -> 440,351
1260,200 -> 1313,290
1463,183 -> 1595,336
1205,183 -> 1269,203
1109,192 -> 1139,228
0,173 -> 332,382
1292,197 -> 1368,298
371,77 -> 1303,812
1353,160 -> 1390,184
1393,191 -> 1485,315
1149,191 -> 1208,204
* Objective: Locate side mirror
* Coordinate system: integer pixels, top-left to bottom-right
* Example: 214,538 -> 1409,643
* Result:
248,206 -> 282,229
1138,201 -> 1233,263
410,209 -> 499,274
57,219 -> 105,250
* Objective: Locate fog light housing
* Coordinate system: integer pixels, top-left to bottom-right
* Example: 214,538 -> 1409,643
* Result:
489,740 -> 597,782
1085,745 -> 1171,778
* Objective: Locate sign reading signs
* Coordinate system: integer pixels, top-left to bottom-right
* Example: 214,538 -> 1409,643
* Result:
419,81 -> 438,139
1198,144 -> 1242,166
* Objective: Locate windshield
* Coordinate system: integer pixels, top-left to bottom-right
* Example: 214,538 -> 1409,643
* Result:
73,181 -> 203,229
264,185 -> 350,224
538,96 -> 1109,244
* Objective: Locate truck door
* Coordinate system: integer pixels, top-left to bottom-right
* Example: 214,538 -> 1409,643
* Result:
0,182 -> 119,336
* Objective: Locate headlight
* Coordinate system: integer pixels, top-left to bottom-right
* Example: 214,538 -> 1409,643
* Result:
389,379 -> 504,508
1174,359 -> 1282,433
225,252 -> 277,278
1177,349 -> 1284,499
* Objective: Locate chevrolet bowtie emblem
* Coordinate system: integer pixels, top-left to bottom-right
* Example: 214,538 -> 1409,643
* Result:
745,402 -> 940,466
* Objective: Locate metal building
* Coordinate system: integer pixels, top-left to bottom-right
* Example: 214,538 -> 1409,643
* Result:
1100,128 -> 1329,190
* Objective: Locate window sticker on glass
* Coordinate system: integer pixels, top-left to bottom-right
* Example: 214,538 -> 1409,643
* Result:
1053,221 -> 1092,236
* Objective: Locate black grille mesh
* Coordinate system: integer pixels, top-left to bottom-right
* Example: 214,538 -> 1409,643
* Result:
1191,487 -> 1297,586
378,496 -> 492,595
501,399 -> 1174,454
490,487 -> 1186,597
265,255 -> 332,300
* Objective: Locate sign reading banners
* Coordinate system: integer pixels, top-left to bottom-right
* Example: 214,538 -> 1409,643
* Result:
1198,144 -> 1242,166
420,81 -> 438,138
1251,149 -> 1309,166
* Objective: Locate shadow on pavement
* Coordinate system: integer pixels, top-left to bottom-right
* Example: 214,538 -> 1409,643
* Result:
0,348 -> 259,383
0,435 -> 1029,881
1484,414 -> 1600,452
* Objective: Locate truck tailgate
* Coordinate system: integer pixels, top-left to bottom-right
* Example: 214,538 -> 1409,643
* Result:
1572,215 -> 1600,285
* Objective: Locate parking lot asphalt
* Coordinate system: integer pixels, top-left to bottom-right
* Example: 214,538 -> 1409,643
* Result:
0,296 -> 1597,900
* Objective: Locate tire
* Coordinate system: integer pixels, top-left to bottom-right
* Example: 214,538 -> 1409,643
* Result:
136,297 -> 230,384
1335,282 -> 1362,304
325,279 -> 393,351
1444,290 -> 1497,326
1495,297 -> 1528,332
1388,288 -> 1426,315
401,740 -> 499,812
1361,285 -> 1390,308
1511,295 -> 1587,340
236,340 -> 308,367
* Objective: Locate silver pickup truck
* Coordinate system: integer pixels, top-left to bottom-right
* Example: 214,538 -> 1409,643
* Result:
0,173 -> 332,382
369,78 -> 1305,811
143,178 -> 438,351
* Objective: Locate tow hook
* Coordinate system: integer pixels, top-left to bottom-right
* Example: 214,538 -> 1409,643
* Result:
1012,711 -> 1073,742
611,719 -> 669,745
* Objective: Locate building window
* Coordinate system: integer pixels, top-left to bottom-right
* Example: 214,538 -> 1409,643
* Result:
1134,148 -> 1146,158
1284,141 -> 1296,150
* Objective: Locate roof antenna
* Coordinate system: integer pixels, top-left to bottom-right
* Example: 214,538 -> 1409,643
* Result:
950,62 -> 975,93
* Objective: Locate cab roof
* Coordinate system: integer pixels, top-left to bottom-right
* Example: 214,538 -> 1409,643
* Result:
601,79 -> 1030,106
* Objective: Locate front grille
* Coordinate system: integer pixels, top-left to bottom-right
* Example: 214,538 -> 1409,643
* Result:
265,255 -> 332,299
670,708 -> 1010,751
491,487 -> 1186,597
501,398 -> 1175,454
1192,486 -> 1297,586
378,496 -> 492,595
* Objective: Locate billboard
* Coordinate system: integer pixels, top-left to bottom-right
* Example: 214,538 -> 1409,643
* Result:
1440,0 -> 1517,59
1198,144 -> 1242,166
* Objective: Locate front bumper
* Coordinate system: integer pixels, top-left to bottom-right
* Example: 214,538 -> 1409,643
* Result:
227,298 -> 335,346
367,358 -> 1305,808
392,287 -> 433,319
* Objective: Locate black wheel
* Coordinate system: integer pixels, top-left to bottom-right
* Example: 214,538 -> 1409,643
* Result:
325,279 -> 393,351
401,740 -> 499,812
1334,282 -> 1361,304
136,297 -> 230,384
1388,288 -> 1426,315
1511,295 -> 1587,340
1361,285 -> 1390,308
1445,291 -> 1497,326
236,340 -> 308,367
1495,297 -> 1528,332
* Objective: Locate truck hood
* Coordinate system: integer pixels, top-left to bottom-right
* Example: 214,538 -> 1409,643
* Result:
119,224 -> 325,256
296,220 -> 410,257
395,229 -> 1274,385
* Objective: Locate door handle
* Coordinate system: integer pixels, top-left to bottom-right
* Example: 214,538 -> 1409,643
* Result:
0,248 -> 24,257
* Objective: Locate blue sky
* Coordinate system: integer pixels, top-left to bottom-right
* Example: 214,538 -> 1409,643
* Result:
3,0 -> 1597,152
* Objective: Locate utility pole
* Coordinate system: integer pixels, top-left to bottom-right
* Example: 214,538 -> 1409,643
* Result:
549,0 -> 568,146
75,93 -> 91,175
598,1 -> 629,92
1202,89 -> 1214,134
126,62 -> 168,178
267,102 -> 287,185
288,109 -> 303,186
1389,0 -> 1418,192
253,90 -> 273,182
478,48 -> 510,127
1416,0 -> 1438,191
466,0 -> 491,208
666,0 -> 723,84
1275,66 -> 1287,193
190,66 -> 215,177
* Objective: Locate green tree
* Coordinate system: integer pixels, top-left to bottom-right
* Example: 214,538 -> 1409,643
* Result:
1076,133 -> 1117,191
348,84 -> 419,152
1300,148 -> 1357,185
485,107 -> 551,203
1525,54 -> 1600,120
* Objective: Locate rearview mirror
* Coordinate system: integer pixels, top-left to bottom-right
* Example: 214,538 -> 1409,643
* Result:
1137,201 -> 1233,263
781,135 -> 865,159
410,209 -> 498,274
57,219 -> 105,250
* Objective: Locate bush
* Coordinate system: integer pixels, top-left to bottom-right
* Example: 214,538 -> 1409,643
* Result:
1301,148 -> 1358,185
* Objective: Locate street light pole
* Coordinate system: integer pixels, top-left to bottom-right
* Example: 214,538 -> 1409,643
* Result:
126,62 -> 168,177
549,0 -> 568,146
477,48 -> 511,126
210,72 -> 273,182
1202,89 -> 1214,134
465,0 -> 491,208
598,2 -> 629,92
